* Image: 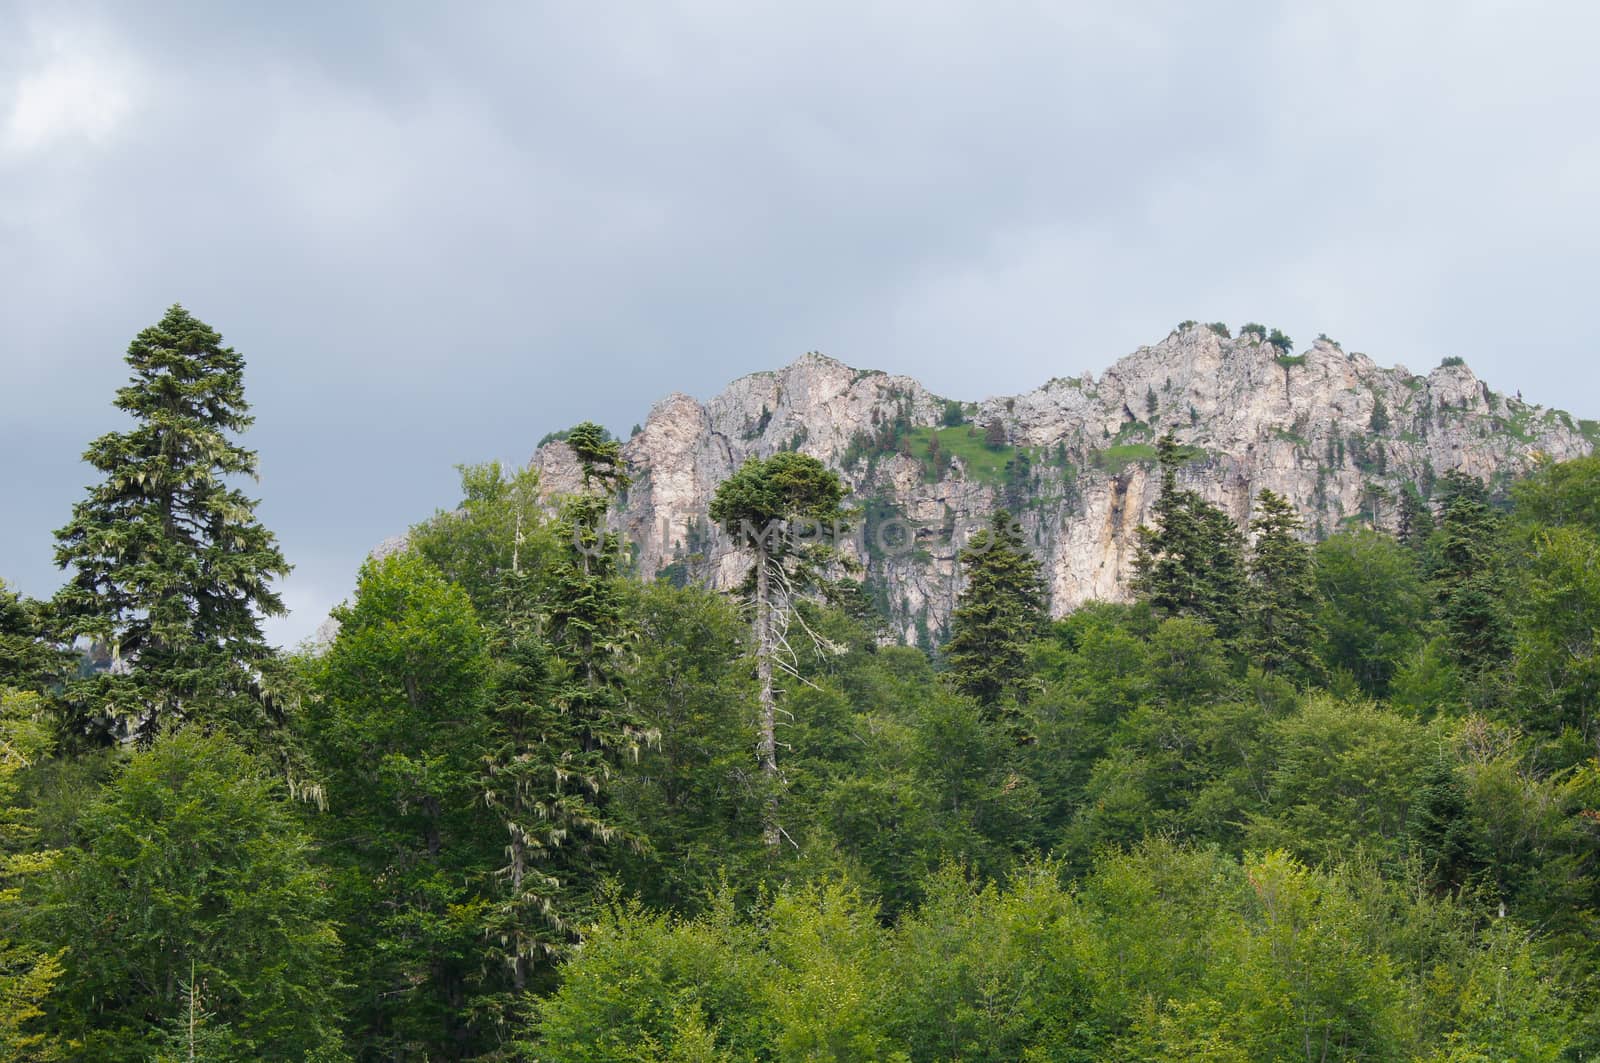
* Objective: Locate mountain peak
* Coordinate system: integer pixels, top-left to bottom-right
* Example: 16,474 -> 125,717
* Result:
531,330 -> 1595,641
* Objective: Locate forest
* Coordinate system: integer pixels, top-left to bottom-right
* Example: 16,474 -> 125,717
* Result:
2,307 -> 1598,1061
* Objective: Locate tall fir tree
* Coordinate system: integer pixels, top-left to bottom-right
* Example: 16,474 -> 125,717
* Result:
481,424 -> 649,1004
1244,490 -> 1324,681
709,452 -> 848,849
943,510 -> 1046,723
51,305 -> 288,742
1131,433 -> 1247,641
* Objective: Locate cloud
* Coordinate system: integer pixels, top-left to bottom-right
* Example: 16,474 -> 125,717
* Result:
2,24 -> 141,154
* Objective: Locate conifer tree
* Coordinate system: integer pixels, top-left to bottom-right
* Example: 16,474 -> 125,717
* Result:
1430,472 -> 1512,678
1244,490 -> 1324,681
481,423 -> 648,998
0,580 -> 70,693
1131,434 -> 1247,640
1396,484 -> 1434,550
51,305 -> 288,741
710,453 -> 848,848
943,510 -> 1046,720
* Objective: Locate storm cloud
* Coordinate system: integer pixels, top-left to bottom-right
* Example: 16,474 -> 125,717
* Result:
3,1 -> 1597,644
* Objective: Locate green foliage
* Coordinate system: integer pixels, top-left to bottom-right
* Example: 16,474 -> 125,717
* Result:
534,840 -> 1577,1060
0,581 -> 70,694
1439,356 -> 1467,368
1091,442 -> 1158,473
410,460 -> 554,625
1513,524 -> 1600,734
40,728 -> 344,1061
1244,490 -> 1324,681
1267,327 -> 1294,353
1397,484 -> 1435,550
1431,473 -> 1513,681
305,553 -> 500,1057
944,511 -> 1046,723
50,305 -> 289,742
538,423 -> 617,449
1315,530 -> 1428,696
1369,396 -> 1391,433
904,425 -> 1020,482
1206,321 -> 1231,338
610,584 -> 761,910
709,453 -> 846,555
710,453 -> 850,849
1,689 -> 64,1062
1239,322 -> 1266,340
1132,434 -> 1247,641
1513,454 -> 1600,534
939,400 -> 966,428
11,310 -> 1600,1061
1246,696 -> 1435,865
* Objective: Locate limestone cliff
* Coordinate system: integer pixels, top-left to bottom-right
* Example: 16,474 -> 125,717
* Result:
532,325 -> 1596,644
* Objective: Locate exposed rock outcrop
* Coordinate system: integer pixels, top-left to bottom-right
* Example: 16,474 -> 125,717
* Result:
533,328 -> 1594,643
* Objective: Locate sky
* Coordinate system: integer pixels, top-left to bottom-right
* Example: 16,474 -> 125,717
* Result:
3,1 -> 1598,646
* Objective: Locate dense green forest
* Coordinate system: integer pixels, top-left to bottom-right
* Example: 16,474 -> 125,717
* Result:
3,307 -> 1598,1060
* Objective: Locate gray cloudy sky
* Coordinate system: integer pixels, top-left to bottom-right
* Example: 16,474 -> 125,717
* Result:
3,1 -> 1598,646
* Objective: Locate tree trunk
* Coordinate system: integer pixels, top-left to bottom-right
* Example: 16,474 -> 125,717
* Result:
755,543 -> 779,848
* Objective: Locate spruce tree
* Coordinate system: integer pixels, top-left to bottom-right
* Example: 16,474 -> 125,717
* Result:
1131,433 -> 1246,640
51,305 -> 288,740
1244,490 -> 1324,681
943,509 -> 1047,723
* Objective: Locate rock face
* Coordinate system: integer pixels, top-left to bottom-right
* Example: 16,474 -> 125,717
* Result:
532,326 -> 1596,644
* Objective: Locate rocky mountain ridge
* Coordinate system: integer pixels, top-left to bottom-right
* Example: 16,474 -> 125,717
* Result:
533,323 -> 1597,644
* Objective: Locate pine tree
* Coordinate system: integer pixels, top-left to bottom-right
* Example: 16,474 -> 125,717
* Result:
943,510 -> 1046,724
1244,490 -> 1324,681
1131,434 -> 1247,640
51,305 -> 288,741
709,453 -> 848,848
